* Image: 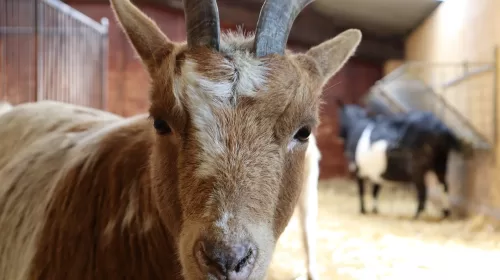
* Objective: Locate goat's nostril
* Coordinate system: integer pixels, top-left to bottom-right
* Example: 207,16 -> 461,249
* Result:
234,247 -> 253,273
195,239 -> 256,278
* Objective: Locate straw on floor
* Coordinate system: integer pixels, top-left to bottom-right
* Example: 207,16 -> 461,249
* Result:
267,178 -> 500,280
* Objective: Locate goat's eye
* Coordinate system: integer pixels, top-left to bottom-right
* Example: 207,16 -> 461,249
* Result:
294,126 -> 311,142
153,119 -> 172,135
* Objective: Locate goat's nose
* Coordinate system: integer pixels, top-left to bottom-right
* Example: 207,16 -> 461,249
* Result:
195,239 -> 256,279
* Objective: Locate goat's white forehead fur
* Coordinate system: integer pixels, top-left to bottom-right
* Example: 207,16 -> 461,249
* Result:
174,31 -> 269,179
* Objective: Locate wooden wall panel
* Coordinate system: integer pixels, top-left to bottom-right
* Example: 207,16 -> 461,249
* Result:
405,0 -> 500,218
383,59 -> 404,75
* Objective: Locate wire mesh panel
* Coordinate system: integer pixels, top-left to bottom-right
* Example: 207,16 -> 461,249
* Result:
0,0 -> 36,103
365,60 -> 497,151
0,0 -> 108,109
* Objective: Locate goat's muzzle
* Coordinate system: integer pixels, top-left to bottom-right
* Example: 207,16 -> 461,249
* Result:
194,237 -> 257,280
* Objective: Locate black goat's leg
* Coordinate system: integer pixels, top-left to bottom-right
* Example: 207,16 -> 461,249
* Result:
437,173 -> 451,218
372,183 -> 381,214
414,179 -> 427,220
441,182 -> 451,218
356,177 -> 366,214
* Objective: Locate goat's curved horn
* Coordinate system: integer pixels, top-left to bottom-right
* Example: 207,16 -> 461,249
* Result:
183,0 -> 221,50
254,0 -> 314,57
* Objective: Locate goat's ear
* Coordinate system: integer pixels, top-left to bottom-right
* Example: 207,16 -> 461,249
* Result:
110,0 -> 173,73
305,29 -> 362,83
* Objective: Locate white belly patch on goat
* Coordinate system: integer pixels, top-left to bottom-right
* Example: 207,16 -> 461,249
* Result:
355,124 -> 389,183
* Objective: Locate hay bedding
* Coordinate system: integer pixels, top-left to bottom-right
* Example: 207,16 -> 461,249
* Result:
266,178 -> 500,280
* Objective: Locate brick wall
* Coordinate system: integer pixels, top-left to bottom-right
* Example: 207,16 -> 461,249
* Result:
68,2 -> 382,179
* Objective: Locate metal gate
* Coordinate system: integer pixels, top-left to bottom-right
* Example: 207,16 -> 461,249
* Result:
0,0 -> 109,109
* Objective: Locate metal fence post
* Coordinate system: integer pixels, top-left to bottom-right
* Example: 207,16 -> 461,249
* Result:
35,0 -> 44,102
100,17 -> 109,110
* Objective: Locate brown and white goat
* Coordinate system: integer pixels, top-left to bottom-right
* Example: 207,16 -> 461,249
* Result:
0,0 -> 360,279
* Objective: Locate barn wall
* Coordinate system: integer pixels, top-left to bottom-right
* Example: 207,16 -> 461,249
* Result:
383,59 -> 404,75
405,0 -> 500,218
69,2 -> 382,180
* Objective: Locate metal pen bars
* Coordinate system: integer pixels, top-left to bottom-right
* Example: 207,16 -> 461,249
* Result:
0,0 -> 109,109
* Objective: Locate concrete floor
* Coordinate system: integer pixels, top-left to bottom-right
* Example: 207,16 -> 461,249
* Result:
266,178 -> 500,280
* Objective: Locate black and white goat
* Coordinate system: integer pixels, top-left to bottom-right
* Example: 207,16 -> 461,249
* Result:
336,101 -> 472,219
